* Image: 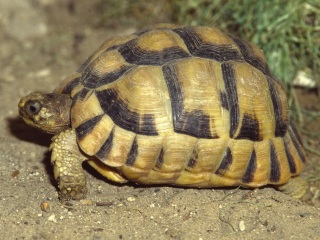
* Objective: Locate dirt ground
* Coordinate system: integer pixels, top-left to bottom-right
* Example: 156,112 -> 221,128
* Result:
1,1 -> 320,240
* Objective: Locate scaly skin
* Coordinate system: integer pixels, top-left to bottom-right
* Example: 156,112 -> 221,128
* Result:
277,176 -> 309,199
50,129 -> 88,202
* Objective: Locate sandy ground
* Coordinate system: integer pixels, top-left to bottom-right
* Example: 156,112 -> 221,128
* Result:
1,1 -> 320,239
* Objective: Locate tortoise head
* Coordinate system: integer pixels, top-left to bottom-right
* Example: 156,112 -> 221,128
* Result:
18,92 -> 72,134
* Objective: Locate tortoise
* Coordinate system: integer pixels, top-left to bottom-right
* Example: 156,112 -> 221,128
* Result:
18,24 -> 308,203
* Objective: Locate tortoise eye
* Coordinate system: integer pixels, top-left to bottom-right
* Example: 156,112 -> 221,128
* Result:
26,101 -> 41,115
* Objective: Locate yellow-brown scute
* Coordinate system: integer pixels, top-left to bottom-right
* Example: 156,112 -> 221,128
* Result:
71,91 -> 105,131
193,26 -> 236,47
77,115 -> 115,156
136,29 -> 188,53
166,58 -> 225,138
112,66 -> 168,112
56,25 -> 305,188
89,50 -> 133,78
231,61 -> 280,140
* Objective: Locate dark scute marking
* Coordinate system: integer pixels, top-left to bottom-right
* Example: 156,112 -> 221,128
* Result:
162,64 -> 183,123
288,127 -> 306,163
79,88 -> 90,99
154,148 -> 164,169
75,114 -> 104,141
229,34 -> 271,76
82,66 -> 131,88
71,88 -> 90,108
61,77 -> 81,94
118,39 -> 190,66
242,149 -> 257,183
126,137 -> 139,166
236,113 -> 261,141
220,91 -> 229,110
174,110 -> 213,139
173,28 -> 202,53
193,44 -> 242,62
187,148 -> 198,168
96,89 -> 158,135
215,147 -> 233,175
71,91 -> 80,108
267,76 -> 288,137
72,87 -> 89,102
289,122 -> 303,146
95,127 -> 115,160
173,27 -> 242,62
221,62 -> 239,138
283,138 -> 297,174
140,114 -> 158,135
162,64 -> 213,139
269,142 -> 280,182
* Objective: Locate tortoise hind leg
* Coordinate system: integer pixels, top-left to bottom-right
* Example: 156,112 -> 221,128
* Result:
277,176 -> 309,199
50,129 -> 87,203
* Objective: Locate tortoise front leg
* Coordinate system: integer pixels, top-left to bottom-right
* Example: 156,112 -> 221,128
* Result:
50,129 -> 87,202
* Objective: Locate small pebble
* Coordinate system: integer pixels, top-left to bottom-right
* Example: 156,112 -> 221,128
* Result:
35,68 -> 51,77
80,199 -> 93,205
40,201 -> 50,212
11,170 -> 20,178
127,196 -> 136,202
239,220 -> 245,231
48,214 -> 57,223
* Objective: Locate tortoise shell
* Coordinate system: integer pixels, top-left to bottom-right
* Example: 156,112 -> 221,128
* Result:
55,25 -> 306,188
